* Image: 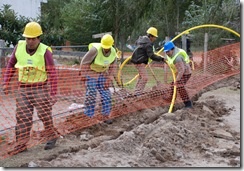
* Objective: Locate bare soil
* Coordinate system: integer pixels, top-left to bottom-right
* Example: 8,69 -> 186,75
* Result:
0,74 -> 240,168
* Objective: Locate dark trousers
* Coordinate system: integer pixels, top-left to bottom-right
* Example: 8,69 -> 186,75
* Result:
170,74 -> 191,102
15,85 -> 55,146
134,64 -> 148,95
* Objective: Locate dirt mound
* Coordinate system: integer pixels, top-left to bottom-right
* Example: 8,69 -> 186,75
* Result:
31,100 -> 239,167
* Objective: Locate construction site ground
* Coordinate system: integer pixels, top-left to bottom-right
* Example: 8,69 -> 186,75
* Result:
0,72 -> 240,168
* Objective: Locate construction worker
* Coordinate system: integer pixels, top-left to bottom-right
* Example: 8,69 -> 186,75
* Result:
131,27 -> 165,96
163,41 -> 193,108
79,34 -> 117,124
3,22 -> 59,155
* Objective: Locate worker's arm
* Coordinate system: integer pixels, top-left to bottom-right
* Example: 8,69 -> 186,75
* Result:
106,57 -> 117,80
103,58 -> 117,90
79,47 -> 97,81
174,56 -> 185,82
146,44 -> 164,62
45,49 -> 58,97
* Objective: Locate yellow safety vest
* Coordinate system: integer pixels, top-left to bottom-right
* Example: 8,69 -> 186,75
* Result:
89,43 -> 117,72
15,40 -> 51,83
166,48 -> 190,73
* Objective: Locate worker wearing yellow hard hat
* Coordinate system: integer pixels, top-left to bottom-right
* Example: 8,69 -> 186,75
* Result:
146,27 -> 158,37
131,27 -> 165,96
79,34 -> 117,124
22,21 -> 43,38
3,21 -> 58,155
100,34 -> 114,49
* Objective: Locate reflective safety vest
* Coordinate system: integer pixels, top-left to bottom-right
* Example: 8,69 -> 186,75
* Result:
89,43 -> 117,72
15,40 -> 51,83
166,48 -> 190,73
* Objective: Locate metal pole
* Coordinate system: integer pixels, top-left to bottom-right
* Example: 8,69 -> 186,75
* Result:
164,36 -> 170,83
181,34 -> 187,52
0,39 -> 6,69
203,33 -> 208,74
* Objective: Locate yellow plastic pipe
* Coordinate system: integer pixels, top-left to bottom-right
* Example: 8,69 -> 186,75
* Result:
166,24 -> 240,113
117,24 -> 240,113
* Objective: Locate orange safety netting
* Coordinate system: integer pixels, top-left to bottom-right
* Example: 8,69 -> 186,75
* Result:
0,42 -> 240,159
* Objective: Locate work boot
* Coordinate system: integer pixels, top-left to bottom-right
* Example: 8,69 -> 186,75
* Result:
44,138 -> 57,150
104,119 -> 113,124
8,144 -> 27,155
102,115 -> 113,124
184,100 -> 193,109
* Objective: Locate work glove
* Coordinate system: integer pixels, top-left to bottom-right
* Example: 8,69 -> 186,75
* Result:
161,57 -> 165,63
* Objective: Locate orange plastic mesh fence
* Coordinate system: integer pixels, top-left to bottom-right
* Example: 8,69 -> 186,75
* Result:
0,42 -> 240,159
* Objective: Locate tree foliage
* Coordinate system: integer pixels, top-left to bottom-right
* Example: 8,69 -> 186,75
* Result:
60,0 -> 102,45
0,4 -> 29,46
182,0 -> 240,49
0,0 -> 241,49
38,0 -> 71,46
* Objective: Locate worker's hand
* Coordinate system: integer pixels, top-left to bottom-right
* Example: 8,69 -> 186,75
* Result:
2,85 -> 9,95
50,95 -> 58,106
81,76 -> 88,82
159,55 -> 166,62
104,77 -> 112,90
161,57 -> 165,63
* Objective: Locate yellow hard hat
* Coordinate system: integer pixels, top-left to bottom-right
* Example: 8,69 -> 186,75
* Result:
147,27 -> 158,37
22,22 -> 43,38
101,34 -> 114,49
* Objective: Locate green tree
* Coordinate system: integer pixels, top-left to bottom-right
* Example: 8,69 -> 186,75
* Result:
60,0 -> 101,45
0,4 -> 29,46
39,0 -> 71,46
39,0 -> 240,50
96,0 -> 153,50
182,0 -> 240,49
146,0 -> 198,39
60,0 -> 154,49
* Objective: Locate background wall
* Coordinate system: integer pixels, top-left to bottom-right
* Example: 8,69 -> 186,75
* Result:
0,0 -> 47,19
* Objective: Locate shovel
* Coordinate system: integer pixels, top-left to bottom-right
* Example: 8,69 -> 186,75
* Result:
148,63 -> 163,88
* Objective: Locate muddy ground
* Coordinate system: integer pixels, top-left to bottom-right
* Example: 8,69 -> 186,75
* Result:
0,74 -> 240,168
